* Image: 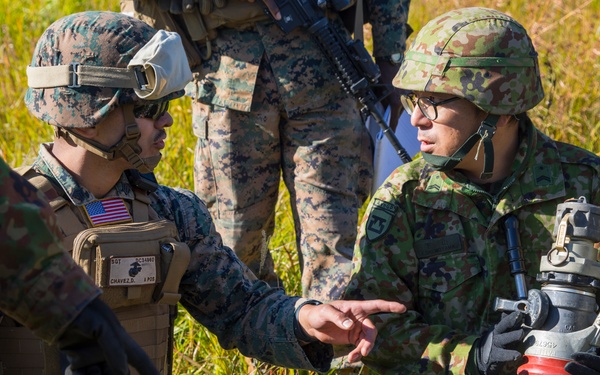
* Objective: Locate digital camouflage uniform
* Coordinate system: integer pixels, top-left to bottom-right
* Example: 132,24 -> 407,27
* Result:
186,0 -> 411,300
0,156 -> 100,343
28,143 -> 335,372
16,11 -> 337,373
343,7 -> 600,374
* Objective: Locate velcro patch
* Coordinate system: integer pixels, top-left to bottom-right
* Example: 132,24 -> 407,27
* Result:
414,233 -> 463,258
84,198 -> 132,227
108,256 -> 157,286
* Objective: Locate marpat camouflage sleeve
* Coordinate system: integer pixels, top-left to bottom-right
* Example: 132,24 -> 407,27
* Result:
0,157 -> 100,343
366,0 -> 411,58
151,185 -> 334,372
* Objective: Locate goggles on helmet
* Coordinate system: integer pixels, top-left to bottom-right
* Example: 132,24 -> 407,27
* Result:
400,94 -> 460,121
27,30 -> 191,103
134,101 -> 169,120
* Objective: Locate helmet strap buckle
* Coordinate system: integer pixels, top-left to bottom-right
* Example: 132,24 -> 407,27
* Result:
477,115 -> 499,180
112,104 -> 156,173
68,63 -> 81,88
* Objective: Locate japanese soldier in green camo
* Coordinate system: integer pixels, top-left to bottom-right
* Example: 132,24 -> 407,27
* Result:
343,7 -> 600,375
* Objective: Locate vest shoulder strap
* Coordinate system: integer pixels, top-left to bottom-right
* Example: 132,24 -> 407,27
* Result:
16,165 -> 69,211
17,166 -> 86,245
18,166 -> 159,238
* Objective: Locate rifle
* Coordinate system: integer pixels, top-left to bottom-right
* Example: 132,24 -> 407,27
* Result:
262,0 -> 412,163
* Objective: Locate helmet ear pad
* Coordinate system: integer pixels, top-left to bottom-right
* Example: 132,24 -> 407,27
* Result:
393,7 -> 544,115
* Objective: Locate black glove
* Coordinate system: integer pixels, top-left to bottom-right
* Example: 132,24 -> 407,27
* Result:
565,349 -> 600,375
474,311 -> 526,375
56,297 -> 160,375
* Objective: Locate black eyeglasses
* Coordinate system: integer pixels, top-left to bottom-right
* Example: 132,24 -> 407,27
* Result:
133,101 -> 170,120
400,94 -> 460,121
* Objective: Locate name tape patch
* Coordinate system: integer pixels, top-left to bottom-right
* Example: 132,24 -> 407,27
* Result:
109,256 -> 157,286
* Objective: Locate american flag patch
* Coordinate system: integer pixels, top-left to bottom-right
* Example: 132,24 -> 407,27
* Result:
84,198 -> 132,227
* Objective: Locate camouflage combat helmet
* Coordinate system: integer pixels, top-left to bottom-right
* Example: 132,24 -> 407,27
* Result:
25,11 -> 188,128
393,7 -> 544,115
25,11 -> 191,172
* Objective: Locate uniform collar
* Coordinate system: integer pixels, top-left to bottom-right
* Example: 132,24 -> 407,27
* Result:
34,143 -> 136,206
415,118 -> 566,219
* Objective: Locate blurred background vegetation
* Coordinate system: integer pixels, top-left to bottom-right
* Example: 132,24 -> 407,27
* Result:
1,0 -> 599,373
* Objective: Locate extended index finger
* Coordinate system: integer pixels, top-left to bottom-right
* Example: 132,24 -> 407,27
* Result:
342,299 -> 407,317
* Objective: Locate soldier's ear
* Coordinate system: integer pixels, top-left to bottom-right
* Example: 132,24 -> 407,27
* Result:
496,114 -> 516,128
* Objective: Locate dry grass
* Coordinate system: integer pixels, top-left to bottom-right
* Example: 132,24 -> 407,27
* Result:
1,0 -> 598,373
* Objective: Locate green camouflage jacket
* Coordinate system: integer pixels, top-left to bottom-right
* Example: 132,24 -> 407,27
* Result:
190,0 -> 411,114
343,117 -> 600,374
29,144 -> 333,372
0,157 -> 100,343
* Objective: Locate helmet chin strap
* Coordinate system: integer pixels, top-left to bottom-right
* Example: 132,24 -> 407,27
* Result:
421,114 -> 499,180
120,105 -> 161,173
55,104 -> 160,173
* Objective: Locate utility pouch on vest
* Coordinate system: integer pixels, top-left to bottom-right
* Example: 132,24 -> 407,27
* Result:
72,220 -> 191,309
12,168 -> 186,374
122,0 -> 268,67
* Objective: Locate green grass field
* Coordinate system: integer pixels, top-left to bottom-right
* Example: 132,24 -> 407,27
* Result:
1,0 -> 599,373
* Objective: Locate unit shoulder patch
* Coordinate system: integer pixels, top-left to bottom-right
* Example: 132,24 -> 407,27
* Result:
366,198 -> 398,242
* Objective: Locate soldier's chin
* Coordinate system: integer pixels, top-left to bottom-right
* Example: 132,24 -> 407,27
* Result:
137,154 -> 162,173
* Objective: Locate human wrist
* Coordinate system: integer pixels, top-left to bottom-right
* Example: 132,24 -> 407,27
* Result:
293,299 -> 323,343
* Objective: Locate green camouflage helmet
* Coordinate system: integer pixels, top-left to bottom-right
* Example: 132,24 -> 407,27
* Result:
393,7 -> 544,115
25,11 -> 185,128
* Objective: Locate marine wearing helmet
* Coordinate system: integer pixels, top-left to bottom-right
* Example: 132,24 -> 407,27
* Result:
25,11 -> 192,173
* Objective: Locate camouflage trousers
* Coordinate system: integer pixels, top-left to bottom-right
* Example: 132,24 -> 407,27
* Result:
191,61 -> 372,301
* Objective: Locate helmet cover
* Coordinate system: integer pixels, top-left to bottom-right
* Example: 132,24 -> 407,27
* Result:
393,7 -> 544,115
25,11 -> 184,128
